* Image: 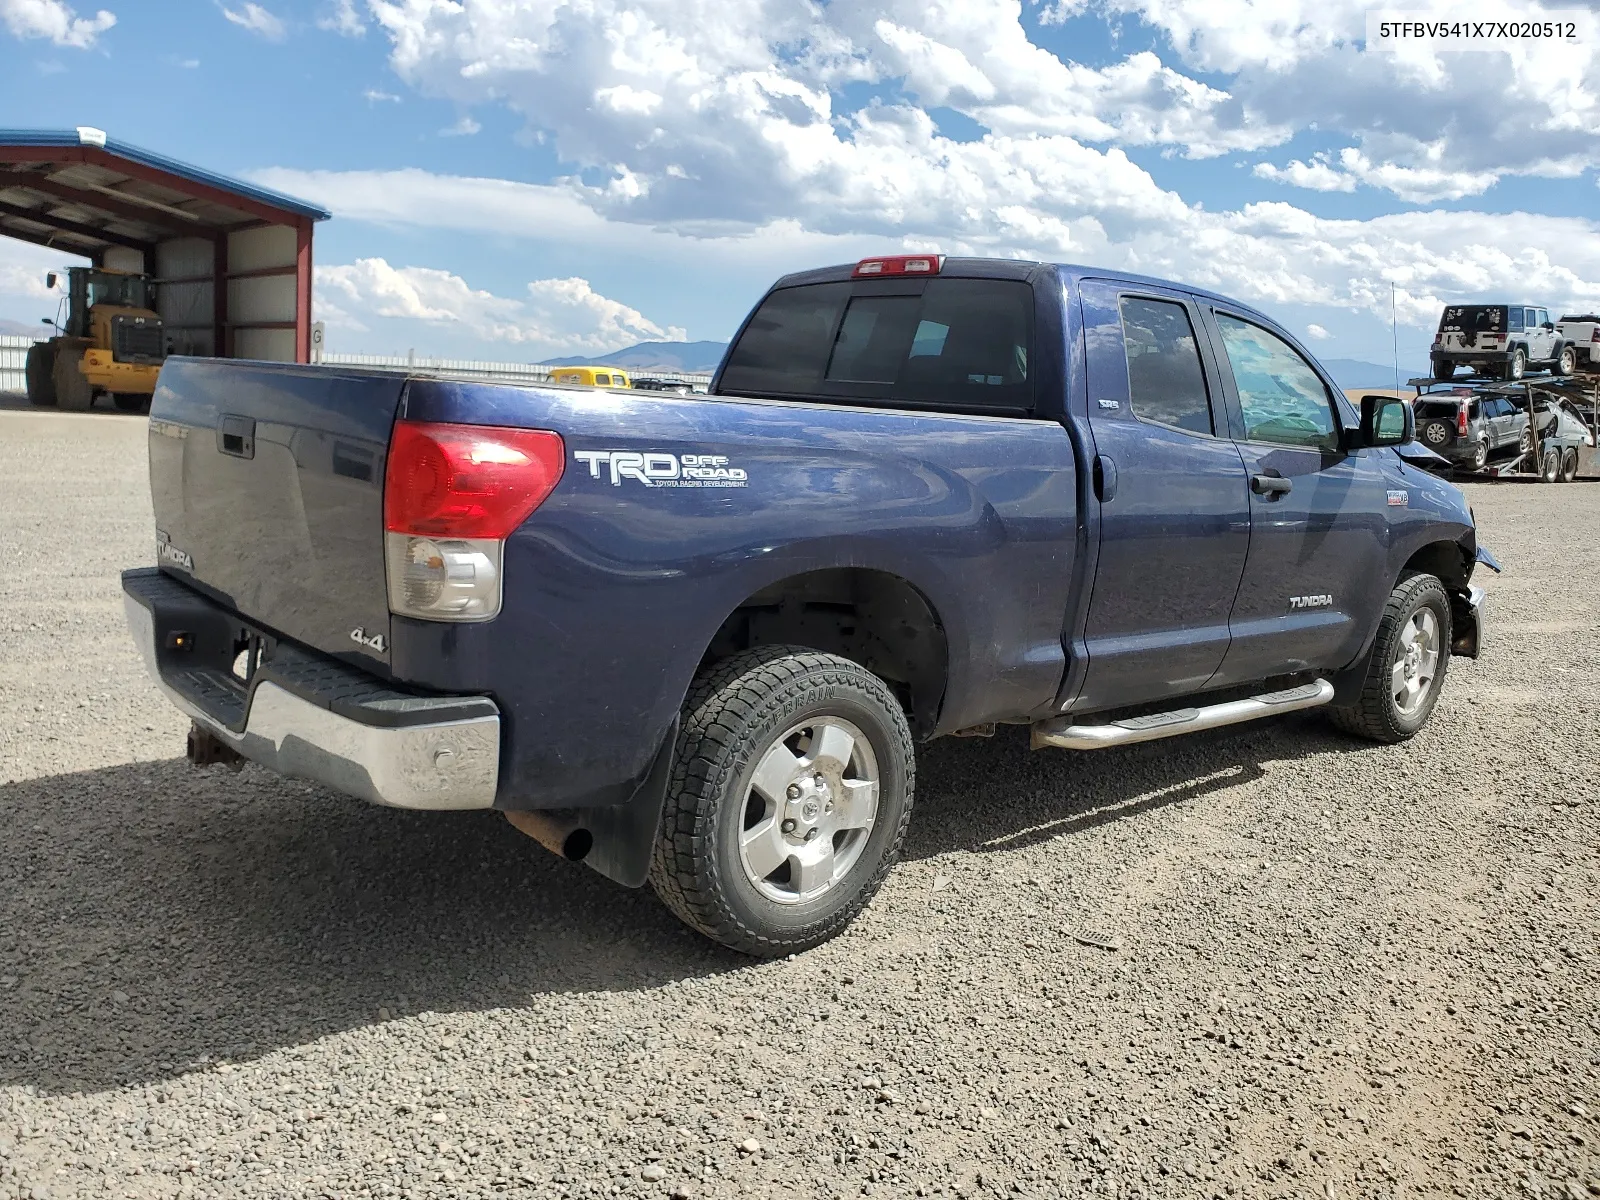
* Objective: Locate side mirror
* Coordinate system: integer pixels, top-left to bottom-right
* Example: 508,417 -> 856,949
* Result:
1543,321 -> 1555,331
1359,394 -> 1413,448
45,273 -> 57,289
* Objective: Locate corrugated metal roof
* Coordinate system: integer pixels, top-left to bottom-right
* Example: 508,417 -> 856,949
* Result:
0,127 -> 330,221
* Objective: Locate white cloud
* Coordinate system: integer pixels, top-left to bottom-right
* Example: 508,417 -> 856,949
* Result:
220,1 -> 284,40
259,165 -> 1600,340
1,0 -> 116,47
317,0 -> 361,36
1256,147 -> 1503,202
314,258 -> 686,355
363,87 -> 400,103
1306,323 -> 1331,340
1063,0 -> 1600,197
440,115 -> 481,137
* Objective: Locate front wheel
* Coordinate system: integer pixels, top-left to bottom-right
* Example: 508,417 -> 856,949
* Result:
649,646 -> 915,957
1328,572 -> 1452,744
112,393 -> 149,413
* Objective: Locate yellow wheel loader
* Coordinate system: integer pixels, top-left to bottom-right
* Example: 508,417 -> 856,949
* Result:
26,267 -> 166,413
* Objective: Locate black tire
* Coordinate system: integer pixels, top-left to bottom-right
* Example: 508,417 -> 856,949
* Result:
1561,448 -> 1579,482
51,342 -> 93,411
1328,572 -> 1452,744
112,392 -> 149,413
1557,345 -> 1576,376
1518,427 -> 1533,458
1431,359 -> 1456,382
650,646 -> 915,957
1506,347 -> 1527,380
1469,438 -> 1489,471
1541,448 -> 1561,483
24,342 -> 57,406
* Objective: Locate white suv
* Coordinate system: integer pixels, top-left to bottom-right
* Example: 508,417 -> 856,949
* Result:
1432,304 -> 1576,381
1556,313 -> 1600,371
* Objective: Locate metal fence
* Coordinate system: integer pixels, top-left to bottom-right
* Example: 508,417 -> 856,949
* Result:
1,333 -> 44,394
0,338 -> 713,397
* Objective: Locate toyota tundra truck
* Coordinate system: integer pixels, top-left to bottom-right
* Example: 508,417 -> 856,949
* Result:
123,256 -> 1495,957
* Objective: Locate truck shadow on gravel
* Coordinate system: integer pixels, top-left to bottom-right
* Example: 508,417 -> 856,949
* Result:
0,713 -> 1356,1094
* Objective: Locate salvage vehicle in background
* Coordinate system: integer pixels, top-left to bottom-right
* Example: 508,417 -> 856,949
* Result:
123,255 -> 1494,957
1414,392 -> 1531,471
1432,304 -> 1574,381
550,365 -> 631,388
1556,314 -> 1600,372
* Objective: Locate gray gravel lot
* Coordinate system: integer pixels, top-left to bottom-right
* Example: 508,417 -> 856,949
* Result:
1,403 -> 1597,1200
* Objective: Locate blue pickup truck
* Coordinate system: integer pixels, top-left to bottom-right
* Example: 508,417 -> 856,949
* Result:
123,255 -> 1494,956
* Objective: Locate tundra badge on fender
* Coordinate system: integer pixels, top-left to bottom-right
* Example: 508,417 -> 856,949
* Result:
1289,594 -> 1333,610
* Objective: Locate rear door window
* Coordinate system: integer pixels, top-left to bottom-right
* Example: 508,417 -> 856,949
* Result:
720,278 -> 1034,412
1118,296 -> 1213,435
1509,308 -> 1525,332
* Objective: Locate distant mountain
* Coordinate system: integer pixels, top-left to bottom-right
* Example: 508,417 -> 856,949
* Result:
542,340 -> 728,374
0,318 -> 45,338
1321,357 -> 1425,390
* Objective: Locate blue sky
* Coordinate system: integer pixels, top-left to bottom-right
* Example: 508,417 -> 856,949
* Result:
2,0 -> 1599,368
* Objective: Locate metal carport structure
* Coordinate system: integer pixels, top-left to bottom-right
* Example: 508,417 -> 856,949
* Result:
0,127 -> 329,362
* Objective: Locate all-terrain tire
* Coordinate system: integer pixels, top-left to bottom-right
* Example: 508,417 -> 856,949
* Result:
649,645 -> 915,957
1557,345 -> 1577,376
1506,347 -> 1527,381
1328,572 -> 1453,744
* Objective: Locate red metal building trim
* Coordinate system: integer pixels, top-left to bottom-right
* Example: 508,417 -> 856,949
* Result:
295,220 -> 313,363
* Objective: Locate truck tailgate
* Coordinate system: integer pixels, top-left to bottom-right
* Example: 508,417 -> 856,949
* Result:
148,358 -> 404,670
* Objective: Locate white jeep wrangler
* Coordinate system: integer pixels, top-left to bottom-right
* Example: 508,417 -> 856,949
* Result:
1432,304 -> 1575,381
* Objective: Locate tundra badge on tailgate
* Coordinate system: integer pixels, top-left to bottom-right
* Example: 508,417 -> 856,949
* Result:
155,531 -> 193,572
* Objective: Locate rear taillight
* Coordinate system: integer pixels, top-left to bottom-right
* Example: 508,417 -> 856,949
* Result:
1432,335 -> 1441,345
383,421 -> 565,621
1592,327 -> 1598,342
1457,405 -> 1469,435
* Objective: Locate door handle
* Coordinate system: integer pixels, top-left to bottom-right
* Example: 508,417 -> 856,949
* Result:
1093,454 -> 1118,502
217,414 -> 255,459
1251,472 -> 1292,498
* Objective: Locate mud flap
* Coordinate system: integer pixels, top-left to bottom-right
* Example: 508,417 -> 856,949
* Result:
579,718 -> 679,888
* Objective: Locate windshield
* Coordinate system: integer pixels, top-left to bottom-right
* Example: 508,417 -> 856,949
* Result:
87,272 -> 151,309
1438,305 -> 1505,333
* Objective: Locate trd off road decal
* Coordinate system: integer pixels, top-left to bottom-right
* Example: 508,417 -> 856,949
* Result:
573,450 -> 750,488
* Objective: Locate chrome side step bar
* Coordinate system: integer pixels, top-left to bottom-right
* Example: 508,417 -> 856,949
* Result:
1030,679 -> 1335,751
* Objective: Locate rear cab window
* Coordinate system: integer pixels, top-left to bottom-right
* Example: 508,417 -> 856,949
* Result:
718,276 -> 1035,414
1117,296 -> 1213,436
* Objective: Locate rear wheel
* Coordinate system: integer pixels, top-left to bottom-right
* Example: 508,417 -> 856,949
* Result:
1469,438 -> 1489,471
24,342 -> 57,406
1431,358 -> 1456,381
1329,572 -> 1451,744
1560,448 -> 1579,482
650,646 -> 915,957
1506,347 -> 1527,380
1557,345 -> 1577,376
1541,448 -> 1562,482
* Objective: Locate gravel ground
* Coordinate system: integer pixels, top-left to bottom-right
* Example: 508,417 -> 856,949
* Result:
1,404 -> 1596,1200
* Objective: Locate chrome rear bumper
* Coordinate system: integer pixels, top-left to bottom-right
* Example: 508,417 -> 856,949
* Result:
122,569 -> 499,810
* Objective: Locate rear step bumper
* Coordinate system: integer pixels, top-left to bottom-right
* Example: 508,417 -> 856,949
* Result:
1031,679 -> 1335,751
122,568 -> 500,811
